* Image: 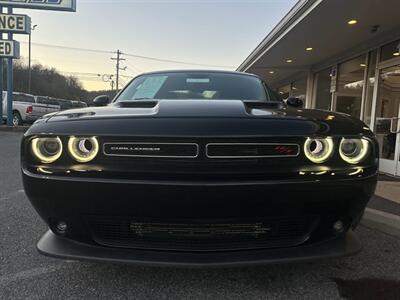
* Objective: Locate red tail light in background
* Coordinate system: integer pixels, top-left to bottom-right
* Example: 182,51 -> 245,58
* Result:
26,106 -> 33,114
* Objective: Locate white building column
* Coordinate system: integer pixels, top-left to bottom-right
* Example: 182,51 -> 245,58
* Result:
305,71 -> 314,109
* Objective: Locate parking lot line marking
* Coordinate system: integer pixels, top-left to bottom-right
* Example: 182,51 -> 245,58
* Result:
0,189 -> 25,202
0,263 -> 73,286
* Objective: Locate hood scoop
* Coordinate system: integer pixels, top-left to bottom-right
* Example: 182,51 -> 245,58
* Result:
148,100 -> 250,118
244,101 -> 284,109
115,100 -> 159,108
243,101 -> 288,117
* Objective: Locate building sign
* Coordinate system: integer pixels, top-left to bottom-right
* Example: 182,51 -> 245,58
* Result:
0,0 -> 76,12
0,13 -> 31,34
0,40 -> 20,58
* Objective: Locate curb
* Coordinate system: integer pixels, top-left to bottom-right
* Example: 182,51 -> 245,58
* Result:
361,208 -> 400,237
0,126 -> 29,133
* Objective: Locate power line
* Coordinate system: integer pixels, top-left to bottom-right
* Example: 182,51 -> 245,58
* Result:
123,51 -> 234,68
21,41 -> 113,54
62,71 -> 107,76
124,65 -> 139,77
61,71 -> 134,78
119,77 -> 128,87
124,59 -> 143,74
21,41 -> 235,68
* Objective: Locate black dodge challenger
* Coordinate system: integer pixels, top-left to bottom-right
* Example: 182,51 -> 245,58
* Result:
21,70 -> 378,267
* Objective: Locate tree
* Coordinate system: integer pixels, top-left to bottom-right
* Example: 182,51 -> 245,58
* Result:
4,60 -> 90,103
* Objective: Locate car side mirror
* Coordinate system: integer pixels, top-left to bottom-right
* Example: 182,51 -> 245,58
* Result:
93,95 -> 110,107
286,96 -> 304,108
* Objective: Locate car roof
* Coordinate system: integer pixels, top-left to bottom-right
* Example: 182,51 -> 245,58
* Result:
140,69 -> 261,79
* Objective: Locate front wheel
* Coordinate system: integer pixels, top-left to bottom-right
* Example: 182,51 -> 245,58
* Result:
12,112 -> 23,126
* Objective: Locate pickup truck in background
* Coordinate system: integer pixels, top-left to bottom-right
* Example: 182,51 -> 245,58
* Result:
1,92 -> 60,126
53,98 -> 87,110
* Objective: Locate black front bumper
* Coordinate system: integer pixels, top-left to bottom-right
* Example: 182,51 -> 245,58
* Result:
38,230 -> 361,267
23,170 -> 377,266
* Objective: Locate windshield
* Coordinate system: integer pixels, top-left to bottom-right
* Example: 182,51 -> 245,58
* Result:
117,72 -> 281,102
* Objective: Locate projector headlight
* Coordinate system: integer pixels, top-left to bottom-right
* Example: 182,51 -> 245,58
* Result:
68,136 -> 99,163
304,137 -> 334,164
339,138 -> 370,164
31,137 -> 63,164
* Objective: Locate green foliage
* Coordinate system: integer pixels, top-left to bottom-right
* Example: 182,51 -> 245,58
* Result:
6,61 -> 90,103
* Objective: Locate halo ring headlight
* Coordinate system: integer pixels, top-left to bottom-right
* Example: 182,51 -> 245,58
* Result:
304,137 -> 334,164
339,138 -> 370,164
31,137 -> 63,164
68,136 -> 99,163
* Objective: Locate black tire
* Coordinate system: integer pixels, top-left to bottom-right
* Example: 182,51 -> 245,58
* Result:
12,111 -> 23,127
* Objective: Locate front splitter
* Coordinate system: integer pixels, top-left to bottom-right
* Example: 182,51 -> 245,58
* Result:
37,230 -> 362,267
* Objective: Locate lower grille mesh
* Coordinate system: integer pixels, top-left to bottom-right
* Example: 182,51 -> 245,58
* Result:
87,216 -> 318,252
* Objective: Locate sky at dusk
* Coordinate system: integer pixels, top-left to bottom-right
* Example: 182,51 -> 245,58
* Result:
10,0 -> 297,91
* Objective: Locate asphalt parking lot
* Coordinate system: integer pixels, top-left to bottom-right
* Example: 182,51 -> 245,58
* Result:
1,131 -> 400,299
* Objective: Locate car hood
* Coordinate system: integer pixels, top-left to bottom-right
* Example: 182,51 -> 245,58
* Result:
27,100 -> 371,137
45,100 -> 349,121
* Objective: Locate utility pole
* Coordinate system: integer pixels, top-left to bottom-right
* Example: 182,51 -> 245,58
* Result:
28,24 -> 38,93
0,6 -> 3,125
111,50 -> 126,92
6,6 -> 13,127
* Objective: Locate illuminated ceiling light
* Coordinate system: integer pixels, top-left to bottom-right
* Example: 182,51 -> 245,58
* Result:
360,63 -> 366,67
393,52 -> 400,57
306,47 -> 313,51
348,19 -> 358,25
286,59 -> 293,63
269,71 -> 275,74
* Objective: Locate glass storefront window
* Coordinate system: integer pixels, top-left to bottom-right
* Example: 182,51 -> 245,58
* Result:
336,55 -> 366,118
277,84 -> 290,100
363,50 -> 378,126
374,65 -> 400,160
291,78 -> 307,101
314,68 -> 332,110
380,39 -> 400,62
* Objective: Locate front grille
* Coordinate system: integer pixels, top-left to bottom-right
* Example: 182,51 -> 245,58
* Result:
103,143 -> 199,158
206,143 -> 300,158
93,137 -> 309,181
87,216 -> 318,252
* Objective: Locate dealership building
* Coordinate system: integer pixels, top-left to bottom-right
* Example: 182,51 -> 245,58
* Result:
238,0 -> 400,176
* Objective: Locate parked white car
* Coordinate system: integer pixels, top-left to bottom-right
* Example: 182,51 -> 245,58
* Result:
1,92 -> 60,126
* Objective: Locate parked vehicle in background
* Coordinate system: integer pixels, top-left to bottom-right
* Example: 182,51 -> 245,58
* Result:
1,92 -> 60,126
71,101 -> 88,108
35,96 -> 62,115
57,99 -> 74,110
55,99 -> 87,111
34,96 -> 61,118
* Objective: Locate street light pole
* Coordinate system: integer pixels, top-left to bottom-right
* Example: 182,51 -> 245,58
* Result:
28,24 -> 37,93
98,74 -> 115,92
